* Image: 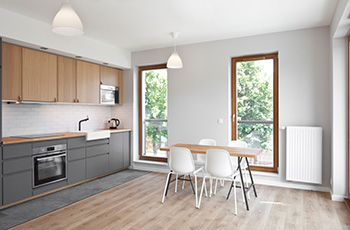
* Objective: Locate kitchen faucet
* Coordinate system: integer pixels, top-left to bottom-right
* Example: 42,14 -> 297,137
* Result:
78,116 -> 89,131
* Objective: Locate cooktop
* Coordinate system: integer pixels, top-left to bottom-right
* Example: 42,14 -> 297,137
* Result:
11,134 -> 64,139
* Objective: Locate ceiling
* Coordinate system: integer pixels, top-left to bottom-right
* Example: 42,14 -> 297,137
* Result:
0,0 -> 338,52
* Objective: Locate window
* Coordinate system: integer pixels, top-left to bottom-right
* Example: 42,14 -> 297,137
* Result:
231,53 -> 279,172
138,64 -> 168,162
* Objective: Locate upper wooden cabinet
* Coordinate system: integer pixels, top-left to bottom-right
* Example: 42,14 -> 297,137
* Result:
100,66 -> 123,104
77,61 -> 100,104
2,43 -> 22,100
58,56 -> 77,103
22,48 -> 58,102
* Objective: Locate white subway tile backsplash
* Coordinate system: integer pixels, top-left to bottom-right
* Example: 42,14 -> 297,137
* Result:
2,103 -> 113,137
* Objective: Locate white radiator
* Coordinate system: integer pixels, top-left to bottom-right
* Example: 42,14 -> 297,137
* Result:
286,126 -> 322,184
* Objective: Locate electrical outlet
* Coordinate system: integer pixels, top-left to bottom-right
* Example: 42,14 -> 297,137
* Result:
217,118 -> 223,124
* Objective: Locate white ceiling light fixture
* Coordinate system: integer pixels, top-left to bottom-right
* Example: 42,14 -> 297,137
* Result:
167,32 -> 183,69
52,1 -> 84,36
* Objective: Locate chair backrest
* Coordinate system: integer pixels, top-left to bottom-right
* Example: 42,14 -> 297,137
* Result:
199,139 -> 216,146
168,147 -> 195,174
228,140 -> 247,148
205,149 -> 234,178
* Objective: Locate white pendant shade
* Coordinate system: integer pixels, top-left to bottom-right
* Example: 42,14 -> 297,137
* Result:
52,2 -> 84,36
167,32 -> 183,69
167,51 -> 183,69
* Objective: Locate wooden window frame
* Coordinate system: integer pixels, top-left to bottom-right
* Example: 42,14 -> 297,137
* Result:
138,64 -> 168,162
231,53 -> 279,173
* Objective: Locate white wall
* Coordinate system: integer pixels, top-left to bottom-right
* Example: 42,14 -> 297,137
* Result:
0,8 -> 131,69
2,103 -> 111,137
129,27 -> 332,190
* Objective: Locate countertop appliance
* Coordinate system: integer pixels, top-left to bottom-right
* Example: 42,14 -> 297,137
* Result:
109,118 -> 120,129
32,144 -> 67,188
100,85 -> 119,104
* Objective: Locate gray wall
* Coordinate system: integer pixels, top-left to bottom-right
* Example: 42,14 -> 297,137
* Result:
129,26 -> 331,189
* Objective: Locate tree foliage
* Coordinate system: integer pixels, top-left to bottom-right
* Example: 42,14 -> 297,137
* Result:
144,70 -> 168,153
237,61 -> 273,150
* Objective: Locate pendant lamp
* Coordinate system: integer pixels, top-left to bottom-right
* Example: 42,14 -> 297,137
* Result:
167,32 -> 183,69
52,1 -> 84,36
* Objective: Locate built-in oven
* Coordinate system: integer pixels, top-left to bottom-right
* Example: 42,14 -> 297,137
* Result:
100,85 -> 119,104
32,144 -> 67,188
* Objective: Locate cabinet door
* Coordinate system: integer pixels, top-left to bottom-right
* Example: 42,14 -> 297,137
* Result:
22,48 -> 58,102
109,133 -> 123,171
3,171 -> 32,205
86,154 -> 109,179
76,60 -> 100,104
58,56 -> 77,103
100,66 -> 120,86
2,43 -> 22,100
123,132 -> 130,168
68,159 -> 86,185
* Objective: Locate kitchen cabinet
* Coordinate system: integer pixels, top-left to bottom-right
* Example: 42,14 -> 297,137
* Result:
100,66 -> 123,104
109,131 -> 131,172
77,60 -> 100,104
86,154 -> 109,179
22,48 -> 58,102
0,148 -> 2,206
2,43 -> 22,100
2,143 -> 32,205
68,159 -> 86,185
3,171 -> 32,205
58,56 -> 77,103
67,137 -> 86,185
109,132 -> 123,171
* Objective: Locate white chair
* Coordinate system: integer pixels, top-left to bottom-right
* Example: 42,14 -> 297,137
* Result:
194,139 -> 216,166
161,147 -> 205,208
198,149 -> 239,215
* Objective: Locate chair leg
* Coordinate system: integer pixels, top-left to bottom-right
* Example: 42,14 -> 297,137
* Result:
182,175 -> 186,190
162,172 -> 171,203
175,173 -> 178,193
198,177 -> 207,209
202,170 -> 208,197
226,181 -> 234,200
234,180 -> 237,215
195,175 -> 198,208
214,178 -> 218,195
209,177 -> 213,198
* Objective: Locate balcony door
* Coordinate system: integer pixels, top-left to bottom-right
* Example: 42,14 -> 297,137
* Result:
138,64 -> 168,162
231,53 -> 279,172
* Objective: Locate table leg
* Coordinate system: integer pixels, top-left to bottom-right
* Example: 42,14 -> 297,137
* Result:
238,157 -> 249,211
245,157 -> 257,197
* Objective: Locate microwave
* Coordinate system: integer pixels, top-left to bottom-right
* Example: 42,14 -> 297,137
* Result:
100,85 -> 119,104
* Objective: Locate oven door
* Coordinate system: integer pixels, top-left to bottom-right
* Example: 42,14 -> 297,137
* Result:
33,151 -> 67,188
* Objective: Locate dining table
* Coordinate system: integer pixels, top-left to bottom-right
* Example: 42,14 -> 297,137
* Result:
160,143 -> 263,210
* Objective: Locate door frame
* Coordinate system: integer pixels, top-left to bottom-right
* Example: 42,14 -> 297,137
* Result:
231,53 -> 279,173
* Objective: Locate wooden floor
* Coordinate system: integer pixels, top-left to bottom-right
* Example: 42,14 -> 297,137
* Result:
13,173 -> 350,230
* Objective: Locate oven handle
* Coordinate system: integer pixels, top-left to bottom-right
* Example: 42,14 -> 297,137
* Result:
34,152 -> 67,161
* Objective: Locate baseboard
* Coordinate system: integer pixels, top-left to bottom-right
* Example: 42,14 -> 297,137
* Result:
329,190 -> 348,201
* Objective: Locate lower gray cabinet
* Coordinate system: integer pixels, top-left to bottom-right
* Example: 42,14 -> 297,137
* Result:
109,133 -> 124,171
0,148 -> 2,206
123,132 -> 130,168
68,159 -> 86,185
86,154 -> 109,179
3,171 -> 32,205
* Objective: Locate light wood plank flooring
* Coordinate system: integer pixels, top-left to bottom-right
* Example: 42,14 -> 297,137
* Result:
12,172 -> 350,230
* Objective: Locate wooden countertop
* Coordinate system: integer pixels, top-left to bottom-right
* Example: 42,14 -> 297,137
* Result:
3,128 -> 132,145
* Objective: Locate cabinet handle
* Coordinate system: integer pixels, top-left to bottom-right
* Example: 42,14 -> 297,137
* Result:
100,81 -> 103,85
77,99 -> 80,103
18,96 -> 21,100
54,97 -> 57,102
73,99 -> 76,103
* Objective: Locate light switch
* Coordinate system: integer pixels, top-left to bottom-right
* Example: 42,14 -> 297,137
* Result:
217,118 -> 223,124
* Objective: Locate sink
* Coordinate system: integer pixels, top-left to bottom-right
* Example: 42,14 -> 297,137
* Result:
75,130 -> 111,141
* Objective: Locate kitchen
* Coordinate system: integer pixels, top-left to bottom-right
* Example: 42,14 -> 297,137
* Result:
0,0 -> 350,229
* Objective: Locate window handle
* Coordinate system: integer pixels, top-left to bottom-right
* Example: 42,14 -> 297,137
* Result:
232,114 -> 235,122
